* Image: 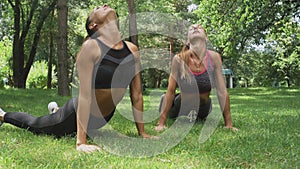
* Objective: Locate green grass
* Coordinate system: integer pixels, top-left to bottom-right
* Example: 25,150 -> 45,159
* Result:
0,88 -> 299,168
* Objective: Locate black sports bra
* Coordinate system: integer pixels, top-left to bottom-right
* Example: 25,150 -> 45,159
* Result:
93,39 -> 136,89
178,51 -> 213,94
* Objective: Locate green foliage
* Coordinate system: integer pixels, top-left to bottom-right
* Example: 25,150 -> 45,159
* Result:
0,1 -> 14,40
268,18 -> 300,86
1,0 -> 299,88
0,38 -> 12,86
142,68 -> 169,88
129,0 -> 193,88
26,61 -> 57,89
0,88 -> 299,168
192,0 -> 300,87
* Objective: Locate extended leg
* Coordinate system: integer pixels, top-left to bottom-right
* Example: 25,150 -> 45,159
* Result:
2,98 -> 78,137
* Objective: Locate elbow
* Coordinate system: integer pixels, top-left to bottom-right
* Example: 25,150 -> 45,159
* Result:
78,95 -> 92,107
131,91 -> 143,105
217,89 -> 228,96
166,90 -> 176,100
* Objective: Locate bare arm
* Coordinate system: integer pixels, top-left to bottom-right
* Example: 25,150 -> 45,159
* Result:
157,76 -> 176,126
76,39 -> 102,151
210,51 -> 236,130
156,56 -> 179,130
126,42 -> 149,137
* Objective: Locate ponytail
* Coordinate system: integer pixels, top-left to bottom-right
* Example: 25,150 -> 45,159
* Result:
177,44 -> 192,82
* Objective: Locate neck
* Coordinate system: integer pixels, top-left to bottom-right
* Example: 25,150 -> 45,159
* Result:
97,21 -> 123,49
189,40 -> 207,59
99,32 -> 122,49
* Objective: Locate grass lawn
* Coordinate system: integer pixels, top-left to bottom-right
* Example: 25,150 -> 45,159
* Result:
0,87 -> 299,168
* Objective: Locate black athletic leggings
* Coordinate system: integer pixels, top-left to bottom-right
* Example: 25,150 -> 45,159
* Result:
4,97 -> 114,137
159,93 -> 212,120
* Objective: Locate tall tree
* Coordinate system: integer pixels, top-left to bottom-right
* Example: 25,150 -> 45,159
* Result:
8,0 -> 56,88
10,0 -> 21,88
126,0 -> 138,46
193,0 -> 300,87
57,0 -> 70,96
268,18 -> 300,87
47,10 -> 55,89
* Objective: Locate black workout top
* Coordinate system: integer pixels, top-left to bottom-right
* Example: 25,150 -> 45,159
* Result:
178,51 -> 213,94
93,39 -> 136,89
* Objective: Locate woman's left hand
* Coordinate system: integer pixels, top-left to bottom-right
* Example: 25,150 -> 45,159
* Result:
76,144 -> 102,153
224,125 -> 239,132
140,133 -> 159,140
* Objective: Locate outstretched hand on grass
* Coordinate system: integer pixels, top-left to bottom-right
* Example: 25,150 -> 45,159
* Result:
154,124 -> 166,132
224,125 -> 239,132
76,144 -> 102,153
140,132 -> 159,140
141,133 -> 160,140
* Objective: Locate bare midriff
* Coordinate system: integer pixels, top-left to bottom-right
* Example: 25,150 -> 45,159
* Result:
93,88 -> 127,117
181,92 -> 210,107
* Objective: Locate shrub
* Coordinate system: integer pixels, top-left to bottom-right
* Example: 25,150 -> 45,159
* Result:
26,61 -> 57,89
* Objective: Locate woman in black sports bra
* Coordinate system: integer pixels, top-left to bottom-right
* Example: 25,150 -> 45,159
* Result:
0,4 -> 153,153
155,24 -> 238,131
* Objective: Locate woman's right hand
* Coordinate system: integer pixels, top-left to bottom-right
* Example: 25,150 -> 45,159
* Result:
155,124 -> 166,131
76,144 -> 102,153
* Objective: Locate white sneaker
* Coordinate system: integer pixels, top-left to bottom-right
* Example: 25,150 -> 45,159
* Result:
0,108 -> 5,127
48,102 -> 59,114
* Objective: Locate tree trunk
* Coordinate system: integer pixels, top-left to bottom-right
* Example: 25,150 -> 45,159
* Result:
10,0 -> 55,88
47,12 -> 54,89
169,23 -> 175,68
127,0 -> 138,47
286,72 -> 291,87
157,74 -> 162,88
57,0 -> 70,96
24,2 -> 56,84
12,0 -> 23,88
12,0 -> 39,88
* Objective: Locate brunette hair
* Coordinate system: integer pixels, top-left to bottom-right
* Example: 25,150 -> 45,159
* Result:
84,12 -> 119,40
85,16 -> 97,37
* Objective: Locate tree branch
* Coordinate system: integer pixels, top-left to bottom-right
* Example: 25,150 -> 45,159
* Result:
23,1 -> 56,79
20,0 -> 39,44
7,0 -> 14,8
